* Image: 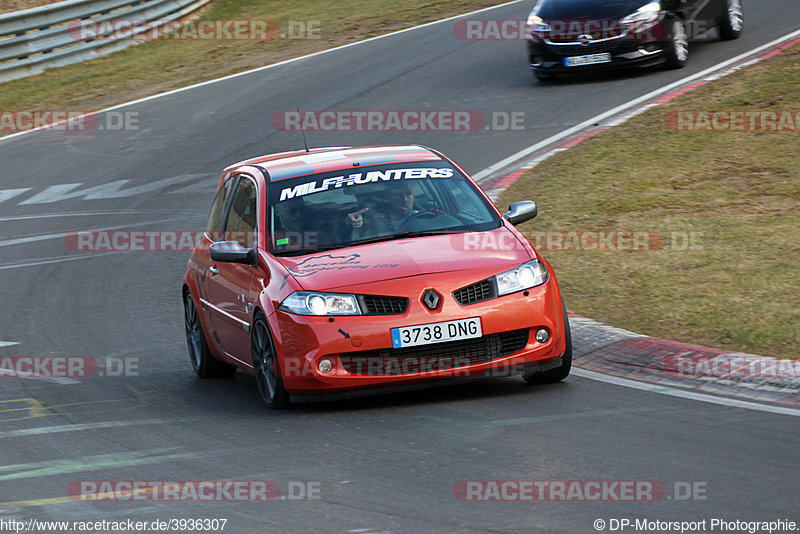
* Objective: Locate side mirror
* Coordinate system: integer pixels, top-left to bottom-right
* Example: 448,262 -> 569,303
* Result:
210,241 -> 257,267
503,201 -> 538,226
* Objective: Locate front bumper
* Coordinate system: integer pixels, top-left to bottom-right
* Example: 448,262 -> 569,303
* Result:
527,36 -> 670,74
287,357 -> 564,403
268,276 -> 566,395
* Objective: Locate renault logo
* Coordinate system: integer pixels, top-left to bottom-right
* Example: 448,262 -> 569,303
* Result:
422,289 -> 441,311
578,34 -> 593,46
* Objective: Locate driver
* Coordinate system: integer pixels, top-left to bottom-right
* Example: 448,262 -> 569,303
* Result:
383,182 -> 417,228
345,182 -> 418,238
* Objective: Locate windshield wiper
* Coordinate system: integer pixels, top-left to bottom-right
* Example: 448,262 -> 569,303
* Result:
271,243 -> 347,257
349,228 -> 466,247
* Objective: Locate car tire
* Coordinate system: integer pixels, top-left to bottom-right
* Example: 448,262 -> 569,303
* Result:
184,290 -> 236,378
718,0 -> 743,40
523,299 -> 572,385
664,18 -> 689,69
251,313 -> 290,409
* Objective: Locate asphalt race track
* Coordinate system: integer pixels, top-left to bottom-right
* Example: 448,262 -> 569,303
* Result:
1,0 -> 799,531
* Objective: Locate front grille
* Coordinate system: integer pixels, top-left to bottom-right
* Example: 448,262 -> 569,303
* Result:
358,295 -> 408,315
453,279 -> 496,305
546,41 -> 621,55
339,329 -> 530,375
547,27 -> 625,43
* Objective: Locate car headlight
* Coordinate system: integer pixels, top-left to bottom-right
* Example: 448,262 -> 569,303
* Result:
526,14 -> 551,39
279,291 -> 362,316
494,259 -> 549,296
622,2 -> 661,30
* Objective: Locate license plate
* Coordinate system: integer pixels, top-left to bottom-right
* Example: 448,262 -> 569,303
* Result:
391,317 -> 481,348
564,53 -> 612,67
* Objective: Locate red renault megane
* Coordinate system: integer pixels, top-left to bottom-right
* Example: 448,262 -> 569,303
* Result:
182,145 -> 571,408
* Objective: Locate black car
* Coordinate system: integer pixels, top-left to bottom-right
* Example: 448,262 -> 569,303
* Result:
526,0 -> 743,79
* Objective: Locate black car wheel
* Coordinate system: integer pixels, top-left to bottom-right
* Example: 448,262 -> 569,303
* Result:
184,290 -> 236,378
523,299 -> 572,385
664,18 -> 689,69
718,0 -> 743,40
251,313 -> 289,409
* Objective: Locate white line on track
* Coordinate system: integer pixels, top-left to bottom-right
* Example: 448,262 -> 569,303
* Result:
0,216 -> 185,248
0,417 -> 205,439
572,369 -> 800,418
0,211 -> 159,222
0,369 -> 80,384
0,252 -> 118,270
473,27 -> 800,182
0,342 -> 19,347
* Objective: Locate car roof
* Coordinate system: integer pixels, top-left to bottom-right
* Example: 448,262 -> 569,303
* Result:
224,145 -> 445,181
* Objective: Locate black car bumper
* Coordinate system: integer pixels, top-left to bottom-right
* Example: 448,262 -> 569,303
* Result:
527,38 -> 670,74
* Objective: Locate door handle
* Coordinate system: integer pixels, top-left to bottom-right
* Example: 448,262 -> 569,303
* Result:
209,265 -> 219,275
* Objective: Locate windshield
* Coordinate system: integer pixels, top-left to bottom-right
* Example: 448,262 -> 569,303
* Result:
266,161 -> 501,256
535,0 -> 648,20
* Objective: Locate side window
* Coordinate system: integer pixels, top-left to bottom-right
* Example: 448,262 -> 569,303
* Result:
207,176 -> 236,240
224,177 -> 258,248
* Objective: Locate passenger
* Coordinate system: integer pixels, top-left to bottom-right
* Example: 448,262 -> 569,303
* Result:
275,197 -> 305,233
273,197 -> 307,249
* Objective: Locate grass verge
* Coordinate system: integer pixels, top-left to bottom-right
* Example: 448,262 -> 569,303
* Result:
1,0 -> 505,114
498,43 -> 800,358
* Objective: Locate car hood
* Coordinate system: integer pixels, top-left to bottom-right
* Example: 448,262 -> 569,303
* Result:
535,0 -> 650,20
276,227 -> 534,291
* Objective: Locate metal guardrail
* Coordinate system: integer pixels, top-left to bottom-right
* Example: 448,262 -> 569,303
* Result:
0,0 -> 210,82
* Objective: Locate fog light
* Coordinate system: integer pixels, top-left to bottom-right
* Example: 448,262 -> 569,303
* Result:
318,359 -> 333,373
535,329 -> 550,343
